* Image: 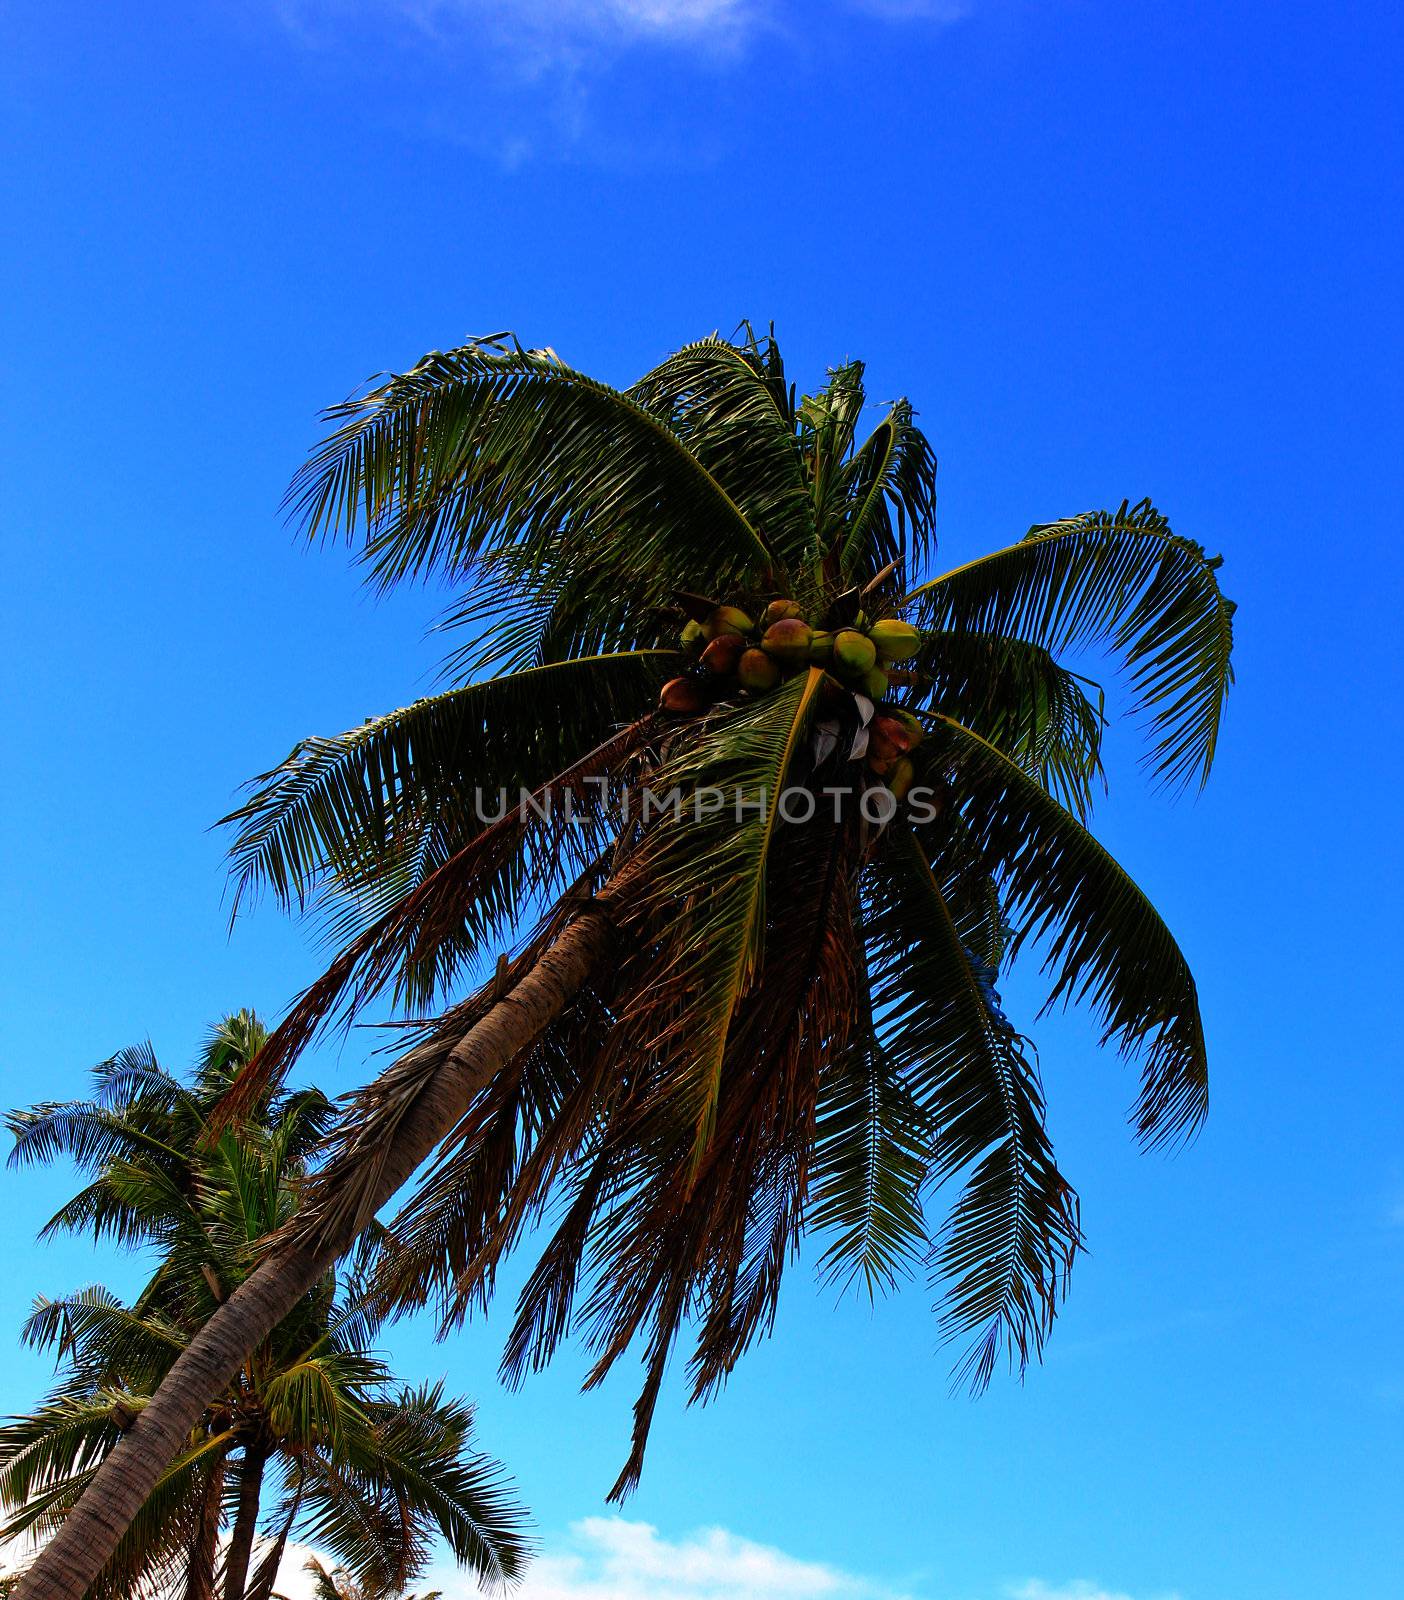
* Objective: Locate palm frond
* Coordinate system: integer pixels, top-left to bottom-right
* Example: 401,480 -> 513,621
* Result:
614,667 -> 828,1154
285,335 -> 779,598
628,333 -> 812,568
809,934 -> 930,1296
865,828 -> 1081,1390
930,714 -> 1209,1142
834,400 -> 938,586
223,650 -> 676,922
905,499 -> 1234,788
911,632 -> 1106,817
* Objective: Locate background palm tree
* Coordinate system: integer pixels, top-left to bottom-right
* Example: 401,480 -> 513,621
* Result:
303,1556 -> 442,1600
18,328 -> 1235,1600
1,1018 -> 527,1600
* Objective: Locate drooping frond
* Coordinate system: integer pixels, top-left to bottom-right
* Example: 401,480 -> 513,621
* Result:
912,632 -> 1106,817
223,649 -> 676,922
216,718 -> 648,1126
627,333 -> 813,569
809,935 -> 931,1296
905,499 -> 1234,788
865,828 -> 1081,1390
611,667 -> 828,1153
930,714 -> 1209,1142
285,336 -> 780,600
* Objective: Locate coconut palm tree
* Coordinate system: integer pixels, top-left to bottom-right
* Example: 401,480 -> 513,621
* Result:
303,1556 -> 442,1600
1,1019 -> 526,1600
17,328 -> 1235,1600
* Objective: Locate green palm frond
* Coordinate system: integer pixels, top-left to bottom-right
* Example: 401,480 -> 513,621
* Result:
905,499 -> 1234,789
617,667 -> 828,1152
809,939 -> 931,1296
834,399 -> 938,585
286,335 -> 779,598
931,714 -> 1208,1142
628,333 -> 813,567
866,829 -> 1081,1390
912,632 -> 1106,817
7,1101 -> 184,1179
223,650 -> 676,923
20,1291 -> 185,1392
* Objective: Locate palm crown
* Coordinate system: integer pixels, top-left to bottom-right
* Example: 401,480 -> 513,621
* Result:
219,328 -> 1235,1496
1,1017 -> 527,1600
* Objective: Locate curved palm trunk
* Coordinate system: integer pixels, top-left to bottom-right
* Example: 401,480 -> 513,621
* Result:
222,1445 -> 268,1600
15,912 -> 611,1600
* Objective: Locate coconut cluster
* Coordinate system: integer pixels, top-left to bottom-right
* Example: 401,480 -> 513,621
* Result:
657,599 -> 927,795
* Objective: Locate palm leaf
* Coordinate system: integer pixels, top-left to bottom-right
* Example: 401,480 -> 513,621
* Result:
286,335 -> 779,598
905,499 -> 1234,788
865,828 -> 1081,1389
930,713 -> 1209,1142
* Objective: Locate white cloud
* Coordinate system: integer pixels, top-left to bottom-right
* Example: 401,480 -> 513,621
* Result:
498,1517 -> 903,1600
2,1525 -> 1179,1600
1009,1582 -> 1183,1600
275,0 -> 765,58
844,0 -> 969,18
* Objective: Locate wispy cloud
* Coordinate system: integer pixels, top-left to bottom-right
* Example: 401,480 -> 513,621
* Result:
274,0 -> 768,64
6,1523 -> 1178,1600
1009,1582 -> 1183,1600
486,1516 -> 909,1600
264,1519 -> 911,1600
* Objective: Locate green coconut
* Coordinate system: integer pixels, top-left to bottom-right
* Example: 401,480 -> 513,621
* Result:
659,677 -> 705,714
704,604 -> 754,640
868,618 -> 922,662
833,629 -> 877,674
681,618 -> 706,652
861,665 -> 890,699
762,598 -> 804,627
737,648 -> 781,691
807,630 -> 834,663
888,756 -> 916,801
762,618 -> 812,662
701,633 -> 746,675
891,709 -> 925,748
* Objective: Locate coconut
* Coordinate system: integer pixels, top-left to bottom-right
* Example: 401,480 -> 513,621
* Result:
659,677 -> 704,714
704,605 -> 754,640
888,757 -> 915,800
762,618 -> 812,662
861,666 -> 890,700
871,715 -> 913,757
808,630 -> 834,663
891,709 -> 925,748
681,618 -> 706,652
737,648 -> 781,691
833,629 -> 877,675
868,619 -> 922,661
762,598 -> 804,627
700,633 -> 746,675
866,749 -> 897,778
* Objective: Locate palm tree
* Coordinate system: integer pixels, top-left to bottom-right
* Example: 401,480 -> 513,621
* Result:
303,1556 -> 442,1600
17,328 -> 1235,1600
1,1019 -> 527,1600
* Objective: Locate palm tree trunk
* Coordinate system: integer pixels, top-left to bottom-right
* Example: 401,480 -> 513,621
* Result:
14,910 -> 611,1600
181,1450 -> 226,1600
221,1444 -> 268,1600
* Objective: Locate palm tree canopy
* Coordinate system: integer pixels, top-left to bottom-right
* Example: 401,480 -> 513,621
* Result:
1,1020 -> 528,1600
222,328 -> 1236,1495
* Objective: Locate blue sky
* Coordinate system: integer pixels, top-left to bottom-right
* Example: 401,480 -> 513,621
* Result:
1,2 -> 1401,1598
